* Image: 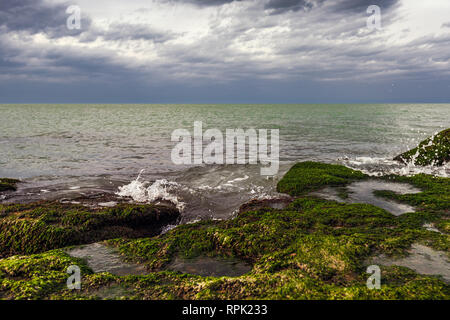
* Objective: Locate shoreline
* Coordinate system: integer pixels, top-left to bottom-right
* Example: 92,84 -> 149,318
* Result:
0,159 -> 448,300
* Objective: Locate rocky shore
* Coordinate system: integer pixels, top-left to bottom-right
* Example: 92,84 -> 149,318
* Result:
394,128 -> 450,166
0,133 -> 449,300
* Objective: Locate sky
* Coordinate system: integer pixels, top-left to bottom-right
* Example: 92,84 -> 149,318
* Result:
0,0 -> 449,103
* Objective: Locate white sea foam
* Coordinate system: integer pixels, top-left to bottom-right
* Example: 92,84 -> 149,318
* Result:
116,170 -> 187,211
341,155 -> 449,178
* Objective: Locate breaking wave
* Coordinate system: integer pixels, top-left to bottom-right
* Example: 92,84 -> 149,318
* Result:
340,156 -> 449,178
116,170 -> 187,211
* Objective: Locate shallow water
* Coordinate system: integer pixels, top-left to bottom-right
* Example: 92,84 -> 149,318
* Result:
1,104 -> 449,220
166,256 -> 252,277
368,244 -> 450,283
67,243 -> 147,276
310,180 -> 421,215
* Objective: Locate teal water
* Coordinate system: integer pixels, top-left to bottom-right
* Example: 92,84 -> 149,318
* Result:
1,104 -> 449,220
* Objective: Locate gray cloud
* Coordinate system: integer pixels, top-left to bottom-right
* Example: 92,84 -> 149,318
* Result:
330,0 -> 399,13
164,0 -> 242,6
264,0 -> 399,14
0,0 -> 449,103
264,0 -> 324,13
80,23 -> 175,43
0,0 -> 91,37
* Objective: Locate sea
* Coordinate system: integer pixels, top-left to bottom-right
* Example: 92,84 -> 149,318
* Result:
1,104 -> 449,222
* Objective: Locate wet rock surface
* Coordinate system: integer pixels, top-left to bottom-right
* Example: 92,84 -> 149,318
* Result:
0,200 -> 180,258
166,256 -> 252,277
310,180 -> 421,215
238,197 -> 292,214
394,128 -> 450,166
67,243 -> 147,276
1,161 -> 448,300
368,244 -> 450,283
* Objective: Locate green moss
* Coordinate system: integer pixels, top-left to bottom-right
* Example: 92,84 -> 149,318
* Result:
1,162 -> 448,300
394,128 -> 450,166
276,162 -> 367,196
0,250 -> 91,300
0,178 -> 20,192
376,174 -> 450,213
0,202 -> 179,258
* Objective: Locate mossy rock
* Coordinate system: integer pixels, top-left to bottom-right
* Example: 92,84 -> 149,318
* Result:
376,174 -> 450,213
0,250 -> 92,300
0,202 -> 179,258
276,161 -> 367,196
394,128 -> 450,166
1,162 -> 449,300
0,178 -> 20,192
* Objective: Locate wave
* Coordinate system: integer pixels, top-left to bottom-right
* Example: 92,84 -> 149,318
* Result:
116,170 -> 187,211
340,156 -> 449,178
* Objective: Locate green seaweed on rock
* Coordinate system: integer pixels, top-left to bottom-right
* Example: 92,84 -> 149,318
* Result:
0,162 -> 448,300
0,178 -> 20,192
0,202 -> 179,258
276,162 -> 367,196
394,128 -> 450,166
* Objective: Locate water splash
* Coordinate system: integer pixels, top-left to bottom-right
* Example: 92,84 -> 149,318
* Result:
341,155 -> 449,178
116,170 -> 187,211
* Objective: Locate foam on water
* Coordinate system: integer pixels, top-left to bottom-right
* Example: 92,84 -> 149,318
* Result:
341,156 -> 449,178
116,170 -> 187,212
114,165 -> 288,222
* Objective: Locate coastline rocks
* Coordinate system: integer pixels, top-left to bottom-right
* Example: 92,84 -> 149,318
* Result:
0,162 -> 449,300
0,201 -> 179,258
238,197 -> 292,214
276,161 -> 367,196
394,128 -> 450,166
0,179 -> 20,192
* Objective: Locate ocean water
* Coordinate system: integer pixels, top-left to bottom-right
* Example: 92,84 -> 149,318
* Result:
1,104 -> 449,221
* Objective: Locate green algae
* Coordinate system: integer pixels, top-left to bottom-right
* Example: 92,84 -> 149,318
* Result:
0,178 -> 20,192
394,128 -> 450,166
0,202 -> 179,258
276,162 -> 367,196
0,162 -> 448,300
0,249 -> 92,300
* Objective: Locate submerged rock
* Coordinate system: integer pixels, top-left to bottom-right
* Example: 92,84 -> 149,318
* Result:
238,197 -> 292,214
67,243 -> 147,276
0,178 -> 20,192
368,244 -> 450,283
310,180 -> 421,216
394,128 -> 450,166
166,256 -> 252,277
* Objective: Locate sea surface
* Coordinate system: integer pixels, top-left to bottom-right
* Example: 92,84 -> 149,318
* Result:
1,104 -> 449,222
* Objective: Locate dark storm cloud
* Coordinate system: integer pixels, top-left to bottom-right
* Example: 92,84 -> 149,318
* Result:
264,0 -> 324,13
165,0 -> 242,6
0,0 -> 91,37
263,0 -> 399,14
330,0 -> 399,13
0,0 -> 449,103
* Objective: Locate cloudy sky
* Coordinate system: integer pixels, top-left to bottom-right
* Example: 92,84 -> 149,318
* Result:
0,0 -> 449,103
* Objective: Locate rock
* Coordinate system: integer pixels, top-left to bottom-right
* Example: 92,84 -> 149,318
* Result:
0,178 -> 20,192
0,201 -> 180,258
276,161 -> 367,196
394,128 -> 450,166
238,197 -> 292,214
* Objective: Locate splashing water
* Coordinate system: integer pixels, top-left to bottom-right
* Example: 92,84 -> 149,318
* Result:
341,155 -> 449,178
116,170 -> 187,211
